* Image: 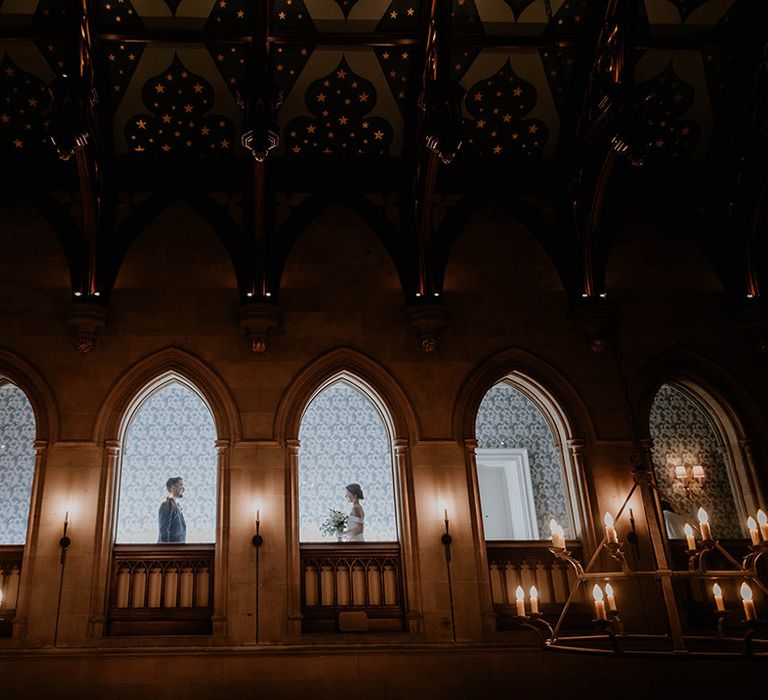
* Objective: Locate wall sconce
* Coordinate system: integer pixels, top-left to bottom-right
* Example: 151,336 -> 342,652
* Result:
252,510 -> 264,548
59,510 -> 72,565
441,509 -> 452,554
671,459 -> 705,497
440,508 -> 456,642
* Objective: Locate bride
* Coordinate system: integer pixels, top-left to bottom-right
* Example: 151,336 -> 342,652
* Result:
343,483 -> 365,542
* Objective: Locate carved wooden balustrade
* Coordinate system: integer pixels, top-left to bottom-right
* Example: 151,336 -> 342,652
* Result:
486,541 -> 589,629
108,544 -> 214,635
0,546 -> 23,637
300,543 -> 405,632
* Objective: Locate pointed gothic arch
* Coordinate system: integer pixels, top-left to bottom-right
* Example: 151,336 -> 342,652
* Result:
89,347 -> 239,638
275,347 -> 422,634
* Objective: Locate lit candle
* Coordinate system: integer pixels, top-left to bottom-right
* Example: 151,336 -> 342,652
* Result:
529,586 -> 539,615
674,465 -> 687,480
757,510 -> 768,541
747,516 -> 760,546
64,511 -> 70,526
603,512 -> 618,544
740,582 -> 756,621
697,508 -> 711,541
256,510 -> 260,525
605,583 -> 617,612
515,585 -> 526,617
593,584 -> 607,620
550,519 -> 565,549
0,589 -> 3,607
692,465 -> 705,480
712,582 -> 725,612
684,523 -> 696,551
444,508 -> 449,522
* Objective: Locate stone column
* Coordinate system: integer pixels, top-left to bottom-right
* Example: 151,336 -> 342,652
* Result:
393,438 -> 424,634
212,439 -> 230,638
566,438 -> 596,552
463,438 -> 496,633
285,439 -> 302,635
739,439 -> 765,513
12,440 -> 48,639
88,440 -> 120,639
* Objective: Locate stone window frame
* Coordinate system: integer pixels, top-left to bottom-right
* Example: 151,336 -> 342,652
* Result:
90,348 -> 239,639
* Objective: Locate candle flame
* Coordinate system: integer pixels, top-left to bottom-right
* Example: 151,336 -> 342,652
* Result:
684,523 -> 694,536
740,582 -> 753,602
592,584 -> 604,602
758,510 -> 767,526
603,512 -> 614,528
605,583 -> 614,596
697,507 -> 709,524
549,518 -> 559,534
515,585 -> 525,602
748,516 -> 757,530
529,586 -> 538,600
712,583 -> 722,597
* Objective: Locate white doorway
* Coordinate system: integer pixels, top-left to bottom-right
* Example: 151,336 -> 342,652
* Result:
476,448 -> 539,540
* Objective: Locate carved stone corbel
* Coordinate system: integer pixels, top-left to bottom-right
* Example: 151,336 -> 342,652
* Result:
65,301 -> 108,354
238,302 -> 282,354
570,298 -> 612,353
405,302 -> 448,353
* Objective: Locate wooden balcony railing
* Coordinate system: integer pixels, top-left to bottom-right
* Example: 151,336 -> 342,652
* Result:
0,546 -> 23,638
108,544 -> 214,636
300,543 -> 405,632
486,541 -> 589,629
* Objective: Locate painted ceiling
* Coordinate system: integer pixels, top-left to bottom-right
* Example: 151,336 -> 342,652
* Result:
0,0 -> 753,163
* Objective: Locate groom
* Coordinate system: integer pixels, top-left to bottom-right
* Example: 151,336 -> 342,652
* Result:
158,476 -> 187,543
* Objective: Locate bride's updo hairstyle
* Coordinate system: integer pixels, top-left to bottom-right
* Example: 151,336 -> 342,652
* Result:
346,483 -> 364,500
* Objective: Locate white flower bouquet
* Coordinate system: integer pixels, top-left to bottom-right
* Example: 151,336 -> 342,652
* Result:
320,509 -> 348,539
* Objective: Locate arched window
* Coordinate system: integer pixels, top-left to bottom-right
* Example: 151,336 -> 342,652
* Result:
298,378 -> 397,542
0,381 -> 36,546
476,380 -> 572,540
650,382 -> 743,539
116,378 -> 217,544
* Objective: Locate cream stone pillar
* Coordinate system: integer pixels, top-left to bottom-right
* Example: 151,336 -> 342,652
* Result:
286,439 -> 302,635
566,438 -> 597,552
393,438 -> 424,634
635,439 -> 685,650
738,439 -> 765,513
212,438 -> 230,638
88,440 -> 121,639
463,438 -> 496,633
12,440 -> 48,639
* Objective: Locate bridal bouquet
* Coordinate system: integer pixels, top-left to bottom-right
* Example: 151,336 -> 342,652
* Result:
320,509 -> 348,538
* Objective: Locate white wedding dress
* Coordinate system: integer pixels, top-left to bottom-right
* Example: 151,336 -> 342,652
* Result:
347,514 -> 365,542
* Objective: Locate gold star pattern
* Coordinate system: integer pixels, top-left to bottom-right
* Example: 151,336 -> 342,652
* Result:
125,55 -> 235,158
284,58 -> 391,158
463,59 -> 547,158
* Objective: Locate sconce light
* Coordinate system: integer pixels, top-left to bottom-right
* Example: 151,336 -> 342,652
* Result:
671,458 -> 705,498
59,510 -> 72,565
441,509 -> 452,548
252,510 -> 264,548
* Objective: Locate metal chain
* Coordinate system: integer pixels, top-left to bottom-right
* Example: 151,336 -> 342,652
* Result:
543,0 -> 554,22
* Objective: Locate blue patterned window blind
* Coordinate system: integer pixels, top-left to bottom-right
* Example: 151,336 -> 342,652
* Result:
476,382 -> 572,539
299,381 -> 398,542
0,383 -> 36,545
116,381 -> 218,544
650,383 -> 741,538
